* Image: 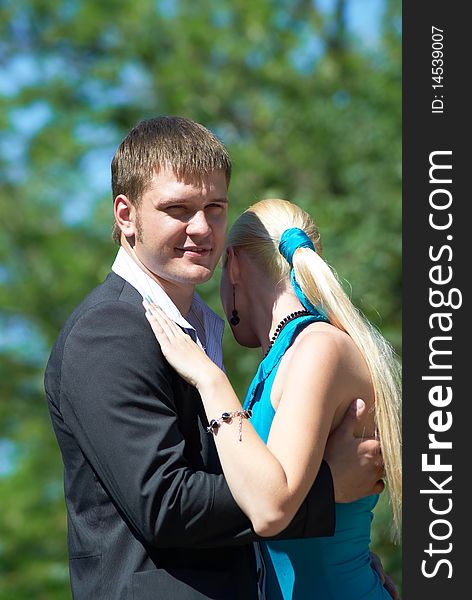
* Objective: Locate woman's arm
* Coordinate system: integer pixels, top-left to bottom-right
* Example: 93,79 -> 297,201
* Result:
145,303 -> 355,536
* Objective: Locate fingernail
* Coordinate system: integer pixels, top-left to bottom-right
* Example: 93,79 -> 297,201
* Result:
356,399 -> 365,414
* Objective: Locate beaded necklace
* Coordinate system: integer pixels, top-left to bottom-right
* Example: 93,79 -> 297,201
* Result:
263,310 -> 311,358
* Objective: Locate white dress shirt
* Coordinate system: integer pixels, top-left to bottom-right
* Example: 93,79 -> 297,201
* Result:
111,247 -> 225,369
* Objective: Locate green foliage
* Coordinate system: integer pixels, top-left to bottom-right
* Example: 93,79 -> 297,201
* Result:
0,0 -> 401,597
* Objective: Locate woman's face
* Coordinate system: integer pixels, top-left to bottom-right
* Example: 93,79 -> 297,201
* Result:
219,259 -> 233,325
219,249 -> 264,349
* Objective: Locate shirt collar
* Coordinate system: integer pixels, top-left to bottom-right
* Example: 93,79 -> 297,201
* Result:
111,247 -> 225,366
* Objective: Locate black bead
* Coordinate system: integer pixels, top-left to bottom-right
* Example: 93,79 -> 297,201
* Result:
230,310 -> 240,326
263,310 -> 311,358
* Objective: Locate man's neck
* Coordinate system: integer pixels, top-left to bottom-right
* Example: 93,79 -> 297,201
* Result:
120,239 -> 194,315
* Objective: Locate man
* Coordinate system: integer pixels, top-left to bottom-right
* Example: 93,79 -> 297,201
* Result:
44,116 -> 386,600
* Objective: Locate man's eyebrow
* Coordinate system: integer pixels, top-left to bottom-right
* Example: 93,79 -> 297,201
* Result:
159,197 -> 228,206
207,197 -> 228,204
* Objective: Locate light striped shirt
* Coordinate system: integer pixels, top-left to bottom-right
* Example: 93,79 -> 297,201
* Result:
111,247 -> 225,369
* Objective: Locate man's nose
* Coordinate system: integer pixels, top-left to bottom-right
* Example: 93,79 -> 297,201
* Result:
186,210 -> 211,237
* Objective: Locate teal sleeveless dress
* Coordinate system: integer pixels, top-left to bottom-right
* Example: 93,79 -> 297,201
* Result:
243,314 -> 390,599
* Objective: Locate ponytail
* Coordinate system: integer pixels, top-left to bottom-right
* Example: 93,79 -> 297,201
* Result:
294,247 -> 402,540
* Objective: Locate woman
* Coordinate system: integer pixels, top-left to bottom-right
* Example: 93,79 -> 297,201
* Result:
144,199 -> 401,599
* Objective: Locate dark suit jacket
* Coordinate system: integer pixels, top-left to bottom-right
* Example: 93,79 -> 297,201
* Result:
44,272 -> 334,600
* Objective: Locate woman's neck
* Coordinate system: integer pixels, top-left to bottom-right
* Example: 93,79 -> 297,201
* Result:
258,293 -> 306,356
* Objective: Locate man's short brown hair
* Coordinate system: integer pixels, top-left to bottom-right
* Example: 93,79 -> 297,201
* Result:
111,116 -> 232,243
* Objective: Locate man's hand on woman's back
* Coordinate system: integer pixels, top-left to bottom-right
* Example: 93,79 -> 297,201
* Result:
324,399 -> 385,503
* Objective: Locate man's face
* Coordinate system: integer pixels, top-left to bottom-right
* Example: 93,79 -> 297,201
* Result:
131,167 -> 228,291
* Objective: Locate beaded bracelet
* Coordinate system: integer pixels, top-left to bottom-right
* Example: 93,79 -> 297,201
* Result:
206,409 -> 252,442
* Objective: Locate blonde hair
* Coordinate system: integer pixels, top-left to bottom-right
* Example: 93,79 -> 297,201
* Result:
228,198 -> 402,540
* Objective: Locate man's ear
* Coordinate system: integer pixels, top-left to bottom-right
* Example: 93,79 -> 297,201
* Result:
226,246 -> 241,285
114,195 -> 136,239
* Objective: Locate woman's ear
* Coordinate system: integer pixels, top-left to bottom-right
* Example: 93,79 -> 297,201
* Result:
226,246 -> 241,286
114,195 -> 136,240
